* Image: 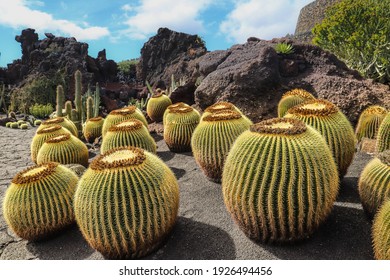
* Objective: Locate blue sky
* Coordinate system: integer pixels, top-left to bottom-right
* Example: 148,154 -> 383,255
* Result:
0,0 -> 312,67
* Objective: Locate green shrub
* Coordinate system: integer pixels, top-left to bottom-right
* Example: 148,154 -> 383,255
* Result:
29,103 -> 54,119
313,0 -> 390,83
274,42 -> 294,55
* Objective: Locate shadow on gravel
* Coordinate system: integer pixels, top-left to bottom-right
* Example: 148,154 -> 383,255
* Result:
170,167 -> 186,179
337,176 -> 360,204
144,217 -> 236,260
157,150 -> 176,161
26,224 -> 95,260
152,134 -> 164,142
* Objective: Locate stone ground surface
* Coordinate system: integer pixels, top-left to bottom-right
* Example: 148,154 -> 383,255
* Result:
0,125 -> 374,260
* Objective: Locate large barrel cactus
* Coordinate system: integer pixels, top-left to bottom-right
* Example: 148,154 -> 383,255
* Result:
372,199 -> 390,260
31,125 -> 71,163
191,110 -> 252,182
376,113 -> 390,153
355,105 -> 388,141
277,88 -> 315,117
37,116 -> 78,137
37,133 -> 89,167
285,99 -> 356,177
163,106 -> 200,152
2,162 -> 78,240
146,90 -> 172,122
359,150 -> 390,218
83,116 -> 104,143
200,101 -> 248,122
74,146 -> 179,259
101,119 -> 156,154
102,106 -> 148,137
163,102 -> 191,124
222,118 -> 339,243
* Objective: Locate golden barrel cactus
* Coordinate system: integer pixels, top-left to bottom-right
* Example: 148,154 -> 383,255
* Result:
355,105 -> 388,141
191,110 -> 252,182
277,88 -> 315,117
285,99 -> 356,177
146,90 -> 172,122
37,116 -> 78,137
74,146 -> 179,259
372,199 -> 390,260
83,116 -> 104,143
163,102 -> 191,124
376,113 -> 390,153
222,118 -> 339,243
2,162 -> 78,240
200,101 -> 249,122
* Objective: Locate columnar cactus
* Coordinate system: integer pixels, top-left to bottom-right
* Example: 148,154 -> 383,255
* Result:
372,199 -> 390,260
83,116 -> 104,143
102,106 -> 148,137
191,110 -> 252,182
37,133 -> 89,167
164,106 -> 200,152
101,119 -> 156,154
56,85 -> 65,117
285,99 -> 356,177
277,88 -> 315,117
65,100 -> 72,119
86,96 -> 94,121
222,118 -> 339,243
74,146 -> 179,259
358,150 -> 390,218
31,125 -> 71,163
37,116 -> 78,137
376,113 -> 390,153
2,162 -> 78,240
355,105 -> 388,141
146,90 -> 172,122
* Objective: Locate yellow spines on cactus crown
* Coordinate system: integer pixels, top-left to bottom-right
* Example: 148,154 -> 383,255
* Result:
358,150 -> 390,218
277,88 -> 315,117
355,105 -> 388,141
372,199 -> 390,260
2,162 -> 78,240
31,125 -> 71,163
163,102 -> 191,123
376,113 -> 390,153
37,116 -> 78,137
37,133 -> 89,167
83,116 -> 104,143
284,99 -> 356,177
74,146 -> 179,259
102,105 -> 148,137
101,119 -> 156,154
146,91 -> 172,122
201,101 -> 244,120
222,118 -> 339,243
191,110 -> 252,182
164,106 -> 200,125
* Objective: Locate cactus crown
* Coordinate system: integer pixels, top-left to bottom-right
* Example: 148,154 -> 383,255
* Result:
89,116 -> 103,122
168,107 -> 194,114
288,99 -> 338,116
205,102 -> 235,113
42,117 -> 65,125
12,162 -> 58,184
167,102 -> 189,110
203,110 -> 242,122
45,133 -> 71,143
250,118 -> 307,135
111,106 -> 136,115
363,105 -> 388,115
108,119 -> 144,132
37,124 -> 62,134
91,147 -> 146,170
282,88 -> 314,99
378,150 -> 390,166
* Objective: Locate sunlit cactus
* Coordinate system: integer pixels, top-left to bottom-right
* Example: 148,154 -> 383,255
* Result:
146,90 -> 172,122
37,116 -> 78,137
74,146 -> 179,259
355,105 -> 388,141
277,88 -> 315,117
372,199 -> 390,260
200,101 -> 249,122
83,116 -> 104,143
222,118 -> 339,243
163,102 -> 191,124
376,113 -> 390,153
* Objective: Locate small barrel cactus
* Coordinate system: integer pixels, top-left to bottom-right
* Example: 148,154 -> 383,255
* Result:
222,118 -> 339,243
2,162 -> 78,240
101,119 -> 156,154
146,90 -> 172,122
358,150 -> 390,218
5,122 -> 12,128
37,133 -> 89,167
74,146 -> 179,259
20,124 -> 28,129
83,116 -> 104,143
34,119 -> 42,126
355,105 -> 388,141
37,116 -> 78,137
102,106 -> 148,137
10,122 -> 19,129
163,106 -> 200,152
201,101 -> 248,121
376,113 -> 390,153
372,199 -> 390,260
285,99 -> 356,177
191,110 -> 252,182
277,88 -> 315,117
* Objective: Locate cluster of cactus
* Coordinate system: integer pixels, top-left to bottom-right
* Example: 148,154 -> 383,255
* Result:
101,119 -> 156,154
163,103 -> 200,152
355,105 -> 388,141
284,99 -> 356,177
277,88 -> 315,117
37,117 -> 78,137
191,109 -> 252,182
376,113 -> 390,153
222,118 -> 339,243
2,162 -> 79,240
6,121 -> 28,129
83,116 -> 104,143
146,89 -> 172,122
74,146 -> 179,259
372,199 -> 390,260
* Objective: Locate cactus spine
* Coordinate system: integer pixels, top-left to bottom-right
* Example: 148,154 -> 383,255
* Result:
37,116 -> 78,137
56,85 -> 65,117
372,199 -> 390,260
376,113 -> 390,153
74,146 -> 179,259
355,105 -> 388,141
277,88 -> 315,117
191,110 -> 252,182
284,99 -> 356,177
83,116 -> 104,143
222,118 -> 339,243
2,162 -> 78,240
101,119 -> 156,154
146,90 -> 172,122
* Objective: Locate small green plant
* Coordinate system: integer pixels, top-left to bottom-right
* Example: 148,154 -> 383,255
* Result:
274,42 -> 294,55
128,97 -> 148,111
29,103 -> 54,119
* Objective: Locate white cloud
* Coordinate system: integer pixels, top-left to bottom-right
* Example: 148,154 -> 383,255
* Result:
121,4 -> 133,12
0,0 -> 109,40
120,0 -> 213,40
219,0 -> 313,43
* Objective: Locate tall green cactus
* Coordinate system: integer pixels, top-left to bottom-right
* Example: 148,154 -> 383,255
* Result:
74,146 -> 179,259
65,100 -> 72,119
86,96 -> 93,121
372,199 -> 390,260
376,113 -> 390,153
222,118 -> 339,243
2,162 -> 78,240
277,88 -> 315,117
355,105 -> 388,141
56,85 -> 65,117
94,82 -> 100,118
73,70 -> 83,132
